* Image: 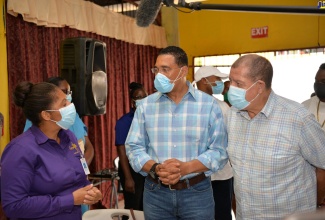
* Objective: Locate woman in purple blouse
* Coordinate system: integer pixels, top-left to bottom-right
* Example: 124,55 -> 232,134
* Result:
1,81 -> 102,220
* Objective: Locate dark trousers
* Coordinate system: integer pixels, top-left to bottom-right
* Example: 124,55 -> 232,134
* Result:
212,177 -> 234,220
118,163 -> 145,219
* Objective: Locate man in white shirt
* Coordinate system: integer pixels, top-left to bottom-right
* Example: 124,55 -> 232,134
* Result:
193,66 -> 233,220
302,63 -> 325,208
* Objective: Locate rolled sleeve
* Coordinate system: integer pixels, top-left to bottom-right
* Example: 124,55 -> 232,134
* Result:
125,107 -> 150,176
198,103 -> 228,175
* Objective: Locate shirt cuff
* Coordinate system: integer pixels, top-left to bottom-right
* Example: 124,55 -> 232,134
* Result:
60,193 -> 75,213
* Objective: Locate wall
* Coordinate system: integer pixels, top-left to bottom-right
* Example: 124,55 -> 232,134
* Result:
0,0 -> 9,152
162,0 -> 325,80
1,0 -> 324,152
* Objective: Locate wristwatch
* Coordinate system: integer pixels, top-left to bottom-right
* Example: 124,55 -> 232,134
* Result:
149,163 -> 160,179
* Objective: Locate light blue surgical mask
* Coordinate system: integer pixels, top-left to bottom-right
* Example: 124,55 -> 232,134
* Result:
211,81 -> 224,94
66,94 -> 72,102
154,68 -> 182,93
46,103 -> 76,130
228,81 -> 259,110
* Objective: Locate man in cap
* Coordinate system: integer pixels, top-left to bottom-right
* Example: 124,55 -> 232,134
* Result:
193,66 -> 233,220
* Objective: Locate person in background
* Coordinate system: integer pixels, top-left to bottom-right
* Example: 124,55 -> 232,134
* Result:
301,63 -> 325,208
125,46 -> 228,220
24,77 -> 94,166
193,66 -> 233,220
222,80 -> 231,106
115,82 -> 147,220
1,81 -> 102,220
226,54 -> 325,219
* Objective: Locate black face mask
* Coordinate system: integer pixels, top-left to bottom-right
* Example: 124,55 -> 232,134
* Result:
314,82 -> 325,99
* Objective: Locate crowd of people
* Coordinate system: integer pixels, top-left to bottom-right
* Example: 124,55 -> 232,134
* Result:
1,45 -> 324,220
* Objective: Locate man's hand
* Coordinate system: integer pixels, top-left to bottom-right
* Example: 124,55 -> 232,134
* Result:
124,177 -> 135,193
157,158 -> 182,185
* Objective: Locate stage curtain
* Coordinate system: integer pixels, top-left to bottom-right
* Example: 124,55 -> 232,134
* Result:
6,13 -> 159,208
7,0 -> 167,49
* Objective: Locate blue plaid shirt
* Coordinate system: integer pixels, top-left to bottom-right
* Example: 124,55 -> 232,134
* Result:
125,82 -> 228,179
227,91 -> 325,220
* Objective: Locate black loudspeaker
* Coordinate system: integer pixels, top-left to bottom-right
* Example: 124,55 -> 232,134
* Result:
60,37 -> 107,116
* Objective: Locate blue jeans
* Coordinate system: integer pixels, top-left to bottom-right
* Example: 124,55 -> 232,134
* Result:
143,176 -> 214,220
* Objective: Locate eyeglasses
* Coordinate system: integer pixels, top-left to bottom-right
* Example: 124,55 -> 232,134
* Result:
61,89 -> 72,95
151,67 -> 182,75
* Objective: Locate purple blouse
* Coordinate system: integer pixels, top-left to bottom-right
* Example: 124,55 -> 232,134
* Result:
1,125 -> 90,220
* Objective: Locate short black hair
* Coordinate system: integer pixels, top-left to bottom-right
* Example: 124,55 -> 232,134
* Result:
47,76 -> 66,87
319,63 -> 325,70
158,46 -> 188,67
129,82 -> 144,98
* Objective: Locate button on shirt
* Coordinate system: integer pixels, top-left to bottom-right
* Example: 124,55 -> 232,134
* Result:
1,125 -> 90,220
125,82 -> 228,179
227,91 -> 325,220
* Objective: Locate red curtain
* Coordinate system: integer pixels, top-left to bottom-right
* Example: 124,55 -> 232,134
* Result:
6,13 -> 160,208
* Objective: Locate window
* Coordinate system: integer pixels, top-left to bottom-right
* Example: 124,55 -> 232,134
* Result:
194,48 -> 325,103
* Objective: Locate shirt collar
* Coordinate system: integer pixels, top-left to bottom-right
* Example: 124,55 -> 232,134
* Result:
30,125 -> 70,147
154,81 -> 198,102
259,90 -> 275,118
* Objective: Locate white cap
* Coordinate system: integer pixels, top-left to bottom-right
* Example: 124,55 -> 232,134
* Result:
193,66 -> 228,84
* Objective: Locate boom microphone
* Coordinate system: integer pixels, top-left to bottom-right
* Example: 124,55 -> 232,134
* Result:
136,0 -> 163,27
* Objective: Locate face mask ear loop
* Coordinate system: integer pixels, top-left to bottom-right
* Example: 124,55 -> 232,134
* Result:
171,67 -> 183,84
246,81 -> 260,104
247,80 -> 258,91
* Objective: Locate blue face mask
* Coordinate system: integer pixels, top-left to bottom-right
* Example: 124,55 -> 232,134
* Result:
154,68 -> 182,93
66,94 -> 72,102
47,103 -> 76,130
228,81 -> 259,110
211,81 -> 224,94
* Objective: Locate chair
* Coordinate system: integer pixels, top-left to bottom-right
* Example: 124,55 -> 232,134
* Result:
82,209 -> 144,220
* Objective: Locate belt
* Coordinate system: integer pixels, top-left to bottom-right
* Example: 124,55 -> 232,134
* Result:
147,173 -> 206,190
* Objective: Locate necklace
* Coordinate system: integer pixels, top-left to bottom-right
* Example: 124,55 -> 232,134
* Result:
316,100 -> 325,127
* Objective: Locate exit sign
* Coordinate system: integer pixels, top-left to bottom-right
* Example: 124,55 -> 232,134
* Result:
251,26 -> 268,38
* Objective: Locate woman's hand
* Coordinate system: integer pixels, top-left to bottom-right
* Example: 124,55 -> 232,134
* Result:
73,184 -> 94,205
83,186 -> 102,205
73,184 -> 102,205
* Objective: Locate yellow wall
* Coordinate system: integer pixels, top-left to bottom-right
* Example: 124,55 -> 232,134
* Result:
0,0 -> 9,153
162,0 -> 325,80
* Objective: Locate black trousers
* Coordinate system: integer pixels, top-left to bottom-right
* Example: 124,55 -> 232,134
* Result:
118,163 -> 145,211
212,177 -> 234,220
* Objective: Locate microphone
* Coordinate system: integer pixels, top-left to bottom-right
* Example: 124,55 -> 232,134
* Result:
136,0 -> 163,27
